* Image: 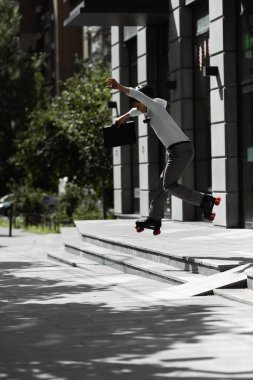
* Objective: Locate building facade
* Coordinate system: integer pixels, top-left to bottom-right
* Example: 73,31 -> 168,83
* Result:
19,0 -> 83,94
65,0 -> 253,229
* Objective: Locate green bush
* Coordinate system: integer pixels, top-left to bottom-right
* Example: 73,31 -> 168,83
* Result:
13,184 -> 46,226
73,198 -> 103,221
55,182 -> 105,223
56,183 -> 82,222
12,181 -> 111,230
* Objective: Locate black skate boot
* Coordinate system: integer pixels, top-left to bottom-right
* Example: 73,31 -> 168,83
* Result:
200,195 -> 221,222
135,217 -> 162,235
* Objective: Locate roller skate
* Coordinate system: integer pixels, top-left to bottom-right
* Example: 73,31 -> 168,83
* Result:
200,195 -> 221,222
135,217 -> 161,236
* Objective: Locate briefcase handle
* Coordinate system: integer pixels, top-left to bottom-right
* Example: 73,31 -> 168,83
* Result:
113,120 -> 134,128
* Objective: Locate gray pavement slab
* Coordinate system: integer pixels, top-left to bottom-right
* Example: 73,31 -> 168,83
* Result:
1,226 -> 253,379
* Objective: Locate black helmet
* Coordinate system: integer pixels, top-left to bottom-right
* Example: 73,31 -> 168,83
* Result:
135,84 -> 153,98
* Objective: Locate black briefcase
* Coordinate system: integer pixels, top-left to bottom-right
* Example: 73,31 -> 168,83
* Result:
103,121 -> 136,148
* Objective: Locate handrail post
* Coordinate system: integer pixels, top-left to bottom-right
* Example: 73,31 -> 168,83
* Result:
9,204 -> 13,237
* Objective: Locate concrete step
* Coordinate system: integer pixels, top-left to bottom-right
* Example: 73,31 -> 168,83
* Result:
214,288 -> 253,306
46,229 -> 251,299
74,220 -> 243,275
56,227 -> 204,285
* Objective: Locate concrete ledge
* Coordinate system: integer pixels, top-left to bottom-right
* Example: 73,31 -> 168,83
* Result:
150,265 -> 248,298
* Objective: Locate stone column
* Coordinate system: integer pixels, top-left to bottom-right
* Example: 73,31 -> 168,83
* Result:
137,26 -> 160,217
169,0 -> 195,221
111,26 -> 132,214
209,0 -> 238,227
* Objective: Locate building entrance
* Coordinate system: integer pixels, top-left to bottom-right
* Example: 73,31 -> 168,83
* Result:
240,0 -> 253,227
192,0 -> 211,220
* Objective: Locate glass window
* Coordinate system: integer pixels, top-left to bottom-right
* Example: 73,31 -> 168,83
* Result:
196,14 -> 209,36
241,1 -> 253,82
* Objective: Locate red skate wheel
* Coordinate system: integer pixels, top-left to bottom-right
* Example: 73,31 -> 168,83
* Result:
209,212 -> 216,222
214,197 -> 221,206
153,229 -> 161,236
136,226 -> 144,233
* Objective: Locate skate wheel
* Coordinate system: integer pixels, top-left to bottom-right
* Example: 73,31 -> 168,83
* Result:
153,229 -> 161,236
209,212 -> 216,222
214,197 -> 221,206
136,226 -> 144,233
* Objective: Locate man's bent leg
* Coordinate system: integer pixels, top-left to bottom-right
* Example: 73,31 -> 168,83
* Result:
163,143 -> 204,206
166,182 -> 204,206
149,143 -> 204,219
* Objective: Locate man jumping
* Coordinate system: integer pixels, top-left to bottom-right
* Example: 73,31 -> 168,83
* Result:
106,78 -> 221,234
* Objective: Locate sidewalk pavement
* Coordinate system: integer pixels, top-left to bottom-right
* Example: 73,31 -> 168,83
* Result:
1,224 -> 253,380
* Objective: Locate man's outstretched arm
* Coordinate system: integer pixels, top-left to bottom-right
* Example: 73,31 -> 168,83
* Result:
106,78 -> 131,125
106,77 -> 157,114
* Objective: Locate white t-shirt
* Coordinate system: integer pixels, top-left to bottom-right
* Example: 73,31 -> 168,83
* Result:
127,88 -> 190,148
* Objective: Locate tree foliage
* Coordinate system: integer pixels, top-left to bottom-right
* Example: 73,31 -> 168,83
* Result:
0,0 -> 113,209
14,61 -> 113,198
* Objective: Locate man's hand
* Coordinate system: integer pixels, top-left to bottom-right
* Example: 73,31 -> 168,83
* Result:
115,114 -> 128,126
106,78 -> 130,94
106,78 -> 120,90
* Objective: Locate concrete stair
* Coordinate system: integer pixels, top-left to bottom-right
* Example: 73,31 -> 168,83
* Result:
46,220 -> 253,301
214,289 -> 253,306
75,220 -> 244,275
47,228 -> 204,285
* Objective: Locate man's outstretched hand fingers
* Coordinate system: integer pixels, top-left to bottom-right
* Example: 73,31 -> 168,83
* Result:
106,78 -> 118,89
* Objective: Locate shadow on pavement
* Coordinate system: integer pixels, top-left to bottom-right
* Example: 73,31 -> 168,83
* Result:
0,260 -> 253,380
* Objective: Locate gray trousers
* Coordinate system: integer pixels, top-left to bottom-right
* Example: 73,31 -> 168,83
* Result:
149,142 -> 204,220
